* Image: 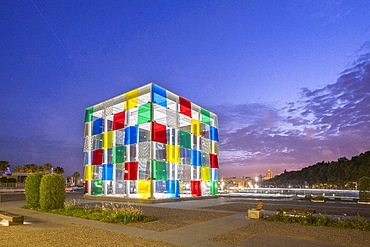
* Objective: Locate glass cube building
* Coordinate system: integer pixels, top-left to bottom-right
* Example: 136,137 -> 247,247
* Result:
83,83 -> 219,199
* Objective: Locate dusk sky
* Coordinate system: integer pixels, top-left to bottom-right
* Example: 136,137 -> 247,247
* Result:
1,0 -> 370,178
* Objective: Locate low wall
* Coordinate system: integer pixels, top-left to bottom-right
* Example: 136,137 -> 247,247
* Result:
0,193 -> 25,202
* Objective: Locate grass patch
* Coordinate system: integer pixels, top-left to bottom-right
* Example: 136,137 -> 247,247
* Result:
23,200 -> 155,224
266,211 -> 370,231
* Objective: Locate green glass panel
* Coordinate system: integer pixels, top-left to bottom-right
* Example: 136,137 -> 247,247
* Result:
138,103 -> 152,125
113,146 -> 125,164
201,108 -> 211,125
152,160 -> 166,180
210,181 -> 218,195
179,130 -> 191,149
84,106 -> 94,123
92,180 -> 103,195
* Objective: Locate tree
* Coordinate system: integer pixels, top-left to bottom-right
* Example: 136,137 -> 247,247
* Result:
54,166 -> 64,174
72,171 -> 80,185
358,176 -> 370,201
14,166 -> 25,172
24,164 -> 38,173
42,163 -> 53,173
0,161 -> 10,173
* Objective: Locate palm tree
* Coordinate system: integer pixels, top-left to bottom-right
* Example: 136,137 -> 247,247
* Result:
14,166 -> 25,172
0,161 -> 9,173
24,164 -> 38,173
54,166 -> 64,174
42,163 -> 53,173
72,172 -> 80,186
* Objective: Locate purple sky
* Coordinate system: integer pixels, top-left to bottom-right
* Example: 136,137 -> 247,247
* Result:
1,1 -> 370,177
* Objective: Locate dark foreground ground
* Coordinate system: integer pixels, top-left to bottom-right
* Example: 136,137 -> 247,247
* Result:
0,192 -> 369,247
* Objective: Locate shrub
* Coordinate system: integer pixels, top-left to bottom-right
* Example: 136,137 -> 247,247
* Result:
51,201 -> 156,224
267,212 -> 370,231
358,176 -> 370,201
25,173 -> 45,208
39,174 -> 65,210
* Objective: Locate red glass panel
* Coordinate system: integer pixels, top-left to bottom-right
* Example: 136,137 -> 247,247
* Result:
124,162 -> 138,180
92,149 -> 103,165
152,122 -> 167,144
179,97 -> 191,118
210,154 -> 218,168
191,180 -> 201,196
113,111 -> 125,130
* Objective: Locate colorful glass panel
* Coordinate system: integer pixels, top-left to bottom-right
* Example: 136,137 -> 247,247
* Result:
124,162 -> 138,180
124,126 -> 138,145
191,119 -> 201,136
166,144 -> 180,164
152,122 -> 167,144
191,150 -> 201,166
113,146 -> 125,163
125,88 -> 139,110
138,179 -> 151,198
210,154 -> 218,168
113,111 -> 125,130
102,131 -> 114,148
191,180 -> 201,196
152,84 -> 167,108
210,126 -> 219,142
179,97 -> 191,118
84,165 -> 93,180
92,118 -> 103,135
102,164 -> 113,180
179,130 -> 191,149
201,166 -> 210,182
138,103 -> 152,124
201,108 -> 211,125
152,160 -> 166,180
92,149 -> 103,165
84,106 -> 94,123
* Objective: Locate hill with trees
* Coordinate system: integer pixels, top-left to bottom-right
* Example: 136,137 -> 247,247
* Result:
263,151 -> 370,189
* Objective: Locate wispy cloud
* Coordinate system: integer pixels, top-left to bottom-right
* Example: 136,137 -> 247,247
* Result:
217,50 -> 370,177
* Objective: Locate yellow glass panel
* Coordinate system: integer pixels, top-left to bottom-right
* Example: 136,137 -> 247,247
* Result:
84,165 -> 93,181
212,141 -> 218,155
84,122 -> 90,137
124,89 -> 139,110
191,119 -> 201,136
180,181 -> 183,194
201,166 -> 210,182
166,144 -> 180,164
103,131 -> 114,148
138,179 -> 151,199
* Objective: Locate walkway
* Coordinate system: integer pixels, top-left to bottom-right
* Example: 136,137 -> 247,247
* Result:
0,194 -> 349,247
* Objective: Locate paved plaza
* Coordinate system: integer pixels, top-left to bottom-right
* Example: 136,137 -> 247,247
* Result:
0,193 -> 369,247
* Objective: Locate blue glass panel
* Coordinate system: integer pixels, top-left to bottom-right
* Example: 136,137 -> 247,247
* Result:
102,164 -> 113,180
191,150 -> 202,166
83,152 -> 89,165
93,118 -> 103,135
211,168 -> 219,181
210,126 -> 219,142
152,84 -> 167,108
155,181 -> 165,193
124,126 -> 138,145
166,180 -> 180,197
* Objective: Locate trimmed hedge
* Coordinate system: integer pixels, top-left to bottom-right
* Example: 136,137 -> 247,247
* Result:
359,176 -> 370,201
39,174 -> 65,210
25,173 -> 45,208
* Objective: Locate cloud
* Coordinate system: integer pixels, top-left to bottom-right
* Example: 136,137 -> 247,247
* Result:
217,51 -> 370,177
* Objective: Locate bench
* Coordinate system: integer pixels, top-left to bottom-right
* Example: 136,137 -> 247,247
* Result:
248,201 -> 264,219
277,208 -> 315,217
0,210 -> 24,226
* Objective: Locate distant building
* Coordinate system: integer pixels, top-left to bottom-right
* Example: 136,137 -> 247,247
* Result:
263,168 -> 273,181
